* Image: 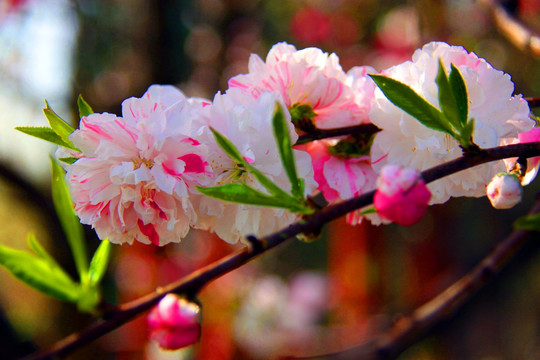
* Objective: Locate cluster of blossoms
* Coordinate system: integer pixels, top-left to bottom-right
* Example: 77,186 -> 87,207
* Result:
63,85 -> 316,245
60,40 -> 535,249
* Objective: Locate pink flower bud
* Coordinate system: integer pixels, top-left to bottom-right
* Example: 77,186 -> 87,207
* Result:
147,294 -> 201,350
486,173 -> 523,209
374,165 -> 431,226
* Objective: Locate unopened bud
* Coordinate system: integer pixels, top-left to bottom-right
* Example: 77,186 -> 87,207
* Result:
486,173 -> 522,209
147,294 -> 201,350
374,165 -> 431,226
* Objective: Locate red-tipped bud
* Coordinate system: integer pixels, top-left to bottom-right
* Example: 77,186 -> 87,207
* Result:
374,165 -> 431,226
147,294 -> 201,350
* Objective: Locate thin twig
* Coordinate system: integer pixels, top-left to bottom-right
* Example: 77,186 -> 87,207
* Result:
296,124 -> 380,144
526,97 -> 540,108
478,0 -> 540,57
294,197 -> 540,360
21,141 -> 540,360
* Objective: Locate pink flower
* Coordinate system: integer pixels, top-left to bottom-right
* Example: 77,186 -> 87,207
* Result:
147,294 -> 201,350
305,140 -> 381,224
486,173 -> 523,209
370,41 -> 533,204
195,89 -> 317,243
66,85 -> 212,246
374,165 -> 431,226
228,42 -> 375,129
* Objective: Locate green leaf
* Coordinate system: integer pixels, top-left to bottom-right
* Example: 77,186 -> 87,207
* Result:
27,233 -> 59,267
514,212 -> 540,231
209,127 -> 292,199
58,157 -> 79,165
461,118 -> 475,147
370,74 -> 453,135
245,163 -> 293,198
435,60 -> 462,131
88,239 -> 111,287
0,244 -> 80,302
50,158 -> 88,280
359,207 -> 377,215
77,94 -> 94,118
15,126 -> 76,150
43,100 -> 75,140
449,64 -> 469,127
210,127 -> 245,164
77,285 -> 100,313
272,104 -> 303,198
197,184 -> 312,213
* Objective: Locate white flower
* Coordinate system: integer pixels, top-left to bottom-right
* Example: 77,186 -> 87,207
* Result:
195,89 -> 317,243
370,41 -> 533,204
65,85 -> 212,246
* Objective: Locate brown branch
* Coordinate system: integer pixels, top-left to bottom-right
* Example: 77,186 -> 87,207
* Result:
478,0 -> 540,57
295,98 -> 539,146
294,196 -> 540,360
526,97 -> 540,108
296,124 -> 380,145
21,141 -> 540,360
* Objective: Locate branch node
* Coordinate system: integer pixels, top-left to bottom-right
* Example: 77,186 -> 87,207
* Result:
246,235 -> 265,254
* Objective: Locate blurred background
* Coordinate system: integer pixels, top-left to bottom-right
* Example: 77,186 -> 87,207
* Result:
0,0 -> 539,359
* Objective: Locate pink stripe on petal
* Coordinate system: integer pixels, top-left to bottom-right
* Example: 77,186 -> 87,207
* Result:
114,119 -> 138,143
82,120 -> 113,140
137,219 -> 160,245
371,153 -> 388,165
178,154 -> 207,173
229,79 -> 250,91
150,201 -> 168,220
180,138 -> 201,146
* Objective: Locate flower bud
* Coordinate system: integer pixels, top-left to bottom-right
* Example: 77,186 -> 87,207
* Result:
374,165 -> 431,226
486,173 -> 523,209
147,294 -> 201,350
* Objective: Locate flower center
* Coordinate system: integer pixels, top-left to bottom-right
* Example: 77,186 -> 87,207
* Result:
328,132 -> 375,158
289,103 -> 318,133
217,162 -> 255,185
133,156 -> 154,170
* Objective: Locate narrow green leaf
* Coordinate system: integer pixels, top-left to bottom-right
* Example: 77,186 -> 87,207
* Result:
58,157 -> 79,165
514,212 -> 540,231
210,127 -> 245,164
0,244 -> 80,302
272,104 -> 302,198
50,158 -> 88,280
245,161 -> 293,199
77,285 -> 100,313
369,75 -> 453,135
77,94 -> 94,118
15,126 -> 77,150
210,127 -> 292,199
197,184 -> 311,213
359,207 -> 377,215
27,233 -> 59,267
43,100 -> 75,140
88,239 -> 111,286
435,60 -> 462,131
449,64 -> 469,127
461,118 -> 475,148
